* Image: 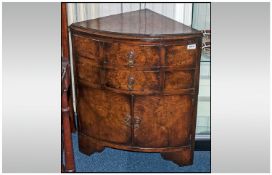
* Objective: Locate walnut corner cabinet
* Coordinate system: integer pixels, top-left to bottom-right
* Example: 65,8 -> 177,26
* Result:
70,9 -> 202,166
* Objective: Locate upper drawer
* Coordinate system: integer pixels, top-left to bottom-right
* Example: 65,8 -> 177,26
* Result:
73,35 -> 199,69
73,35 -> 103,63
103,42 -> 160,68
165,44 -> 198,68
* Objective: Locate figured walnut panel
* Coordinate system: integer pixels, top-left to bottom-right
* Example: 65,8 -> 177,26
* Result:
105,69 -> 160,92
77,87 -> 131,144
164,70 -> 194,90
103,42 -> 160,67
76,56 -> 101,88
165,45 -> 197,68
133,95 -> 193,148
73,35 -> 103,63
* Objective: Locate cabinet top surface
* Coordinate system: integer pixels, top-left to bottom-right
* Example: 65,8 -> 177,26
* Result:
71,9 -> 201,37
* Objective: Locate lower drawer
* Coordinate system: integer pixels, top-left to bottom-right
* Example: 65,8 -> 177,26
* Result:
76,56 -> 196,94
105,69 -> 160,92
164,70 -> 195,90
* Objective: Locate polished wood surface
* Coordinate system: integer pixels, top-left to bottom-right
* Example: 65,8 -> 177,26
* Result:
61,61 -> 75,172
72,9 -> 201,37
78,88 -> 131,144
133,95 -> 192,148
61,3 -> 75,172
61,3 -> 76,133
71,9 -> 202,167
62,3 -> 69,60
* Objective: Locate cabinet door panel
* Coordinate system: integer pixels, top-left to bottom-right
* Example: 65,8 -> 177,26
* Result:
77,87 -> 131,144
133,95 -> 193,148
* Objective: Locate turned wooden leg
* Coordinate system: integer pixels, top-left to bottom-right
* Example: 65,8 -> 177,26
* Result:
161,147 -> 194,166
78,133 -> 105,156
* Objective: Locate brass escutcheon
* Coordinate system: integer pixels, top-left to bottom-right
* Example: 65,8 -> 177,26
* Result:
124,114 -> 131,127
127,50 -> 135,67
134,116 -> 141,129
127,76 -> 135,90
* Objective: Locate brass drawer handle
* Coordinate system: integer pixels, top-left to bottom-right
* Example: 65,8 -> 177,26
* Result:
127,76 -> 135,90
134,116 -> 141,129
124,114 -> 141,129
127,50 -> 135,67
124,114 -> 131,127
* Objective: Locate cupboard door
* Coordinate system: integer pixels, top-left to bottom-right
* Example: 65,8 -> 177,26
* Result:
133,95 -> 193,148
77,87 -> 131,144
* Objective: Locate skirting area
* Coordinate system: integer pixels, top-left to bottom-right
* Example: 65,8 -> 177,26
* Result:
71,133 -> 211,172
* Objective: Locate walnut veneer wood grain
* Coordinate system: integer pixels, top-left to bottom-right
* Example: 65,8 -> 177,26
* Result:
71,9 -> 202,166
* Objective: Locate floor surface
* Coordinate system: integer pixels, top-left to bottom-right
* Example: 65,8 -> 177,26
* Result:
71,133 -> 211,172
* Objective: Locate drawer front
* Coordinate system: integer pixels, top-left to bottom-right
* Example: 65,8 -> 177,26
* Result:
73,35 -> 103,63
104,42 -> 160,67
165,44 -> 198,68
133,94 -> 193,147
76,56 -> 195,92
105,69 -> 160,92
164,70 -> 195,90
76,56 -> 101,88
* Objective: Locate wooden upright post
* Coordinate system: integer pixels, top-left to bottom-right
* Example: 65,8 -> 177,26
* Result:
61,2 -> 75,172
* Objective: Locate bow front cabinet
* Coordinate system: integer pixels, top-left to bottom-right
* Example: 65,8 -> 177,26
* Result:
70,9 -> 202,166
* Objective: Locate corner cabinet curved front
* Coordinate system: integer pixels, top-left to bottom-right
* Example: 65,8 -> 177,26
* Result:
71,29 -> 202,166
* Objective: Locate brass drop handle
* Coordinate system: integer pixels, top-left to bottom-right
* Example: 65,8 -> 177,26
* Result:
134,116 -> 141,129
124,114 -> 141,129
124,114 -> 131,127
127,76 -> 135,90
127,50 -> 135,67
